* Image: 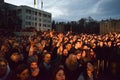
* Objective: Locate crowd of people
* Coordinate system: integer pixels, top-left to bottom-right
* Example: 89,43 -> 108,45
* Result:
0,31 -> 120,80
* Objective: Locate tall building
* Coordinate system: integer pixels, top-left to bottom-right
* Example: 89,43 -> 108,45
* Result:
100,20 -> 120,34
0,0 -> 5,28
16,6 -> 52,31
0,1 -> 52,31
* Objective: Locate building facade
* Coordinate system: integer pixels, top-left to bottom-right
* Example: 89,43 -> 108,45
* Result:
16,6 -> 52,31
100,20 -> 120,34
56,22 -> 65,32
0,0 -> 52,31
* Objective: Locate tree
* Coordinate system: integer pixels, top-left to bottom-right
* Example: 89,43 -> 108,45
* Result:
52,20 -> 56,30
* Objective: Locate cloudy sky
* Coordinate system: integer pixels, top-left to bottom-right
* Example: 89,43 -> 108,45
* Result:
5,0 -> 120,22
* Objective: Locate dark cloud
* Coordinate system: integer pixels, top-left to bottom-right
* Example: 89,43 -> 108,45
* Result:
98,0 -> 120,14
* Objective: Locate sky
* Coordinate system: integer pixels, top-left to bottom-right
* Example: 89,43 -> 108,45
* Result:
4,0 -> 120,22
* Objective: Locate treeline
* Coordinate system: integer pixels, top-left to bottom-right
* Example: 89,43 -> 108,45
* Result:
52,17 -> 100,34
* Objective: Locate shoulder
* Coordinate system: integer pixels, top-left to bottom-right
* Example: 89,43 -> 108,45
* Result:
77,73 -> 84,80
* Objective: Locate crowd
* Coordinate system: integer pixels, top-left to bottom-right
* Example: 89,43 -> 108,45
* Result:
0,31 -> 120,80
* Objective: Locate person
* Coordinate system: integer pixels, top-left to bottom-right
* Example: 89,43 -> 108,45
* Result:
27,56 -> 41,80
64,54 -> 82,80
14,64 -> 30,80
39,52 -> 53,80
0,57 -> 12,80
77,61 -> 98,80
53,67 -> 66,80
8,49 -> 24,71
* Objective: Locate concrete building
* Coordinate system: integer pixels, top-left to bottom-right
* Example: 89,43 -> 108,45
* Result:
0,0 -> 52,31
100,20 -> 120,34
16,6 -> 52,31
56,22 -> 65,32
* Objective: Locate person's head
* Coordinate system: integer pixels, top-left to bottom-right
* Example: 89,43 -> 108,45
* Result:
66,54 -> 77,65
0,58 -> 8,77
81,50 -> 86,58
83,44 -> 90,50
43,52 -> 51,64
36,43 -> 43,51
99,41 -> 104,47
41,39 -> 46,46
65,43 -> 72,51
53,67 -> 66,80
62,48 -> 68,56
10,52 -> 19,62
74,41 -> 82,49
15,64 -> 29,80
0,44 -> 7,53
30,62 -> 38,70
86,61 -> 94,72
74,50 -> 82,60
107,41 -> 112,47
27,56 -> 38,70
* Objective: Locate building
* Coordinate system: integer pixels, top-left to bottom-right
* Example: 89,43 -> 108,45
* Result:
0,0 -> 5,29
0,0 -> 52,31
100,20 -> 120,34
0,0 -> 19,31
56,22 -> 65,32
16,6 -> 52,31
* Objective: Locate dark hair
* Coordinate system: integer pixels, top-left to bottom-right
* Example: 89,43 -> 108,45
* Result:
0,57 -> 7,65
42,51 -> 51,58
82,61 -> 97,80
15,64 -> 28,74
74,49 -> 82,55
27,56 -> 38,66
53,67 -> 66,80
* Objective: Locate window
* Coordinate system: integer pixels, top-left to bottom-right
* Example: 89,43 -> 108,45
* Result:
48,15 -> 51,18
35,23 -> 37,26
43,14 -> 47,17
39,13 -> 41,16
32,11 -> 34,15
39,18 -> 41,21
26,9 -> 31,14
47,25 -> 50,27
35,12 -> 37,15
35,17 -> 37,21
28,22 -> 31,25
39,23 -> 41,26
18,9 -> 21,13
43,24 -> 46,27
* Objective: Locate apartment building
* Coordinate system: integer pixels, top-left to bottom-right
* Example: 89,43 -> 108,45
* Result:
16,6 -> 52,31
100,20 -> 120,34
0,0 -> 52,31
